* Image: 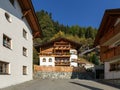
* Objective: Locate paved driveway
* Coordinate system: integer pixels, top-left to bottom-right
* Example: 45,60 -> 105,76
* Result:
1,79 -> 120,90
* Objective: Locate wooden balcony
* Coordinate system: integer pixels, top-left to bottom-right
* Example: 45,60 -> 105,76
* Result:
55,61 -> 70,66
40,52 -> 53,56
54,45 -> 70,50
55,53 -> 70,57
40,52 -> 70,57
100,46 -> 120,62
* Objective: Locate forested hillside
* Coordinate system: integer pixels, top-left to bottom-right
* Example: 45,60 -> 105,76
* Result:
33,10 -> 99,65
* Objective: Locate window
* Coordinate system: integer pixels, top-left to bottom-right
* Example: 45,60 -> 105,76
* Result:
43,58 -> 46,62
5,13 -> 12,23
23,47 -> 27,56
110,61 -> 120,71
23,29 -> 27,39
9,0 -> 15,7
23,66 -> 27,75
0,61 -> 9,75
3,34 -> 12,49
49,58 -> 52,62
71,59 -> 76,62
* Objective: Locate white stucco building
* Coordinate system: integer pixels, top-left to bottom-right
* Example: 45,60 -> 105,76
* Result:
39,49 -> 78,67
0,0 -> 41,88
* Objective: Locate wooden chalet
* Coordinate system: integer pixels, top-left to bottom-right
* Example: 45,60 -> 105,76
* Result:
95,9 -> 120,79
36,37 -> 81,66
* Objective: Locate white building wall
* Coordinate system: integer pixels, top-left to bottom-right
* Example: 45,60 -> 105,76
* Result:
0,0 -> 33,88
70,49 -> 78,67
105,60 -> 120,79
40,56 -> 55,66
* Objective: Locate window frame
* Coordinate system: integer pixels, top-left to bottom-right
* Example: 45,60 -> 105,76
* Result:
23,29 -> 28,40
42,58 -> 46,62
23,47 -> 27,57
5,12 -> 12,23
0,61 -> 10,75
49,58 -> 52,62
23,66 -> 27,75
109,61 -> 120,71
3,34 -> 12,49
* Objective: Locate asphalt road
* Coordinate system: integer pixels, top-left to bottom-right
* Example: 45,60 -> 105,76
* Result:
1,79 -> 120,90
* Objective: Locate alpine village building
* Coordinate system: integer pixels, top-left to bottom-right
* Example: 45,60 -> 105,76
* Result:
0,0 -> 41,88
36,37 -> 81,67
95,9 -> 120,79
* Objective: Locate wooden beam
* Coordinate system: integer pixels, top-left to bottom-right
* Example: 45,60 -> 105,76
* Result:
22,9 -> 31,19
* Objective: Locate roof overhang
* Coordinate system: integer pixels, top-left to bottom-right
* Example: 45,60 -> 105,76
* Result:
94,9 -> 120,46
18,0 -> 42,38
35,37 -> 82,52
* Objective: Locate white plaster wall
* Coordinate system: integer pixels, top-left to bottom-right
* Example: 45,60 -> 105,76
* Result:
70,54 -> 78,67
105,61 -> 120,79
40,56 -> 55,66
0,0 -> 33,88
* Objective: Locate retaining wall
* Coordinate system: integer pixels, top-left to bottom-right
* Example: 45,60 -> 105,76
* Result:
33,65 -> 94,79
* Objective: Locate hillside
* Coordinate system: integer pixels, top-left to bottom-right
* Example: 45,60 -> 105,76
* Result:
33,10 -> 99,65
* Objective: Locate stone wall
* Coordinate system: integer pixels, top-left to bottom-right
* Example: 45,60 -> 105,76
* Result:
33,65 -> 95,79
33,71 -> 95,79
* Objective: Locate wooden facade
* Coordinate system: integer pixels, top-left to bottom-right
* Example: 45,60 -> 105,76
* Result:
37,37 -> 81,66
95,9 -> 120,62
95,9 -> 120,79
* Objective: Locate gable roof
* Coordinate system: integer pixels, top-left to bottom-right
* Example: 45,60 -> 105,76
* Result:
18,0 -> 42,38
35,37 -> 81,51
94,9 -> 120,46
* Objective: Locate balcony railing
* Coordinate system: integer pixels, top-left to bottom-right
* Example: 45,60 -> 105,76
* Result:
55,61 -> 70,66
54,46 -> 70,50
40,52 -> 70,57
100,46 -> 120,61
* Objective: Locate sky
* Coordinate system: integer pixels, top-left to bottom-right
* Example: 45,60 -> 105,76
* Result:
32,0 -> 120,29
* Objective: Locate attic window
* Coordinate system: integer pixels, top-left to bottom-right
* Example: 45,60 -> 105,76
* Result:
9,0 -> 15,7
5,13 -> 12,23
